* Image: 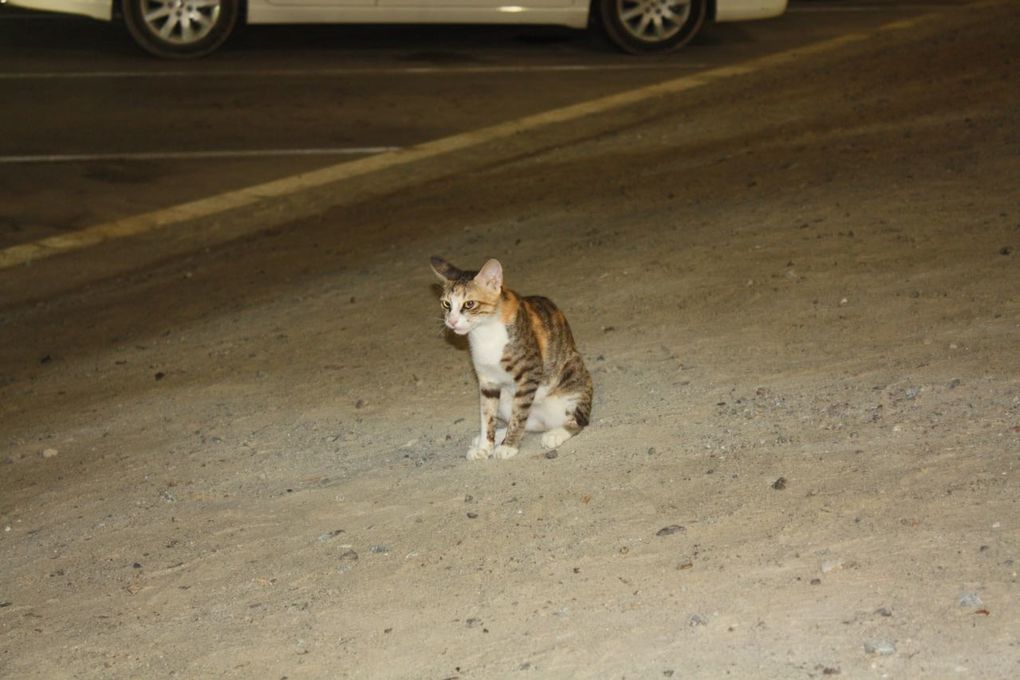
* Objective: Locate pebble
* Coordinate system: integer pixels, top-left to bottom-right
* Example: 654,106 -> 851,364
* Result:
864,640 -> 896,656
369,545 -> 390,554
41,448 -> 59,459
656,525 -> 685,537
820,559 -> 843,574
958,593 -> 982,608
317,529 -> 345,542
772,477 -> 787,490
688,614 -> 708,627
337,550 -> 359,574
544,450 -> 558,459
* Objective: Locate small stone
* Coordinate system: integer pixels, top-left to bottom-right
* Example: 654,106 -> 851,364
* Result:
355,399 -> 365,409
132,562 -> 142,569
959,593 -> 982,608
154,372 -> 166,381
948,378 -> 961,389
810,578 -> 822,586
40,355 -> 52,364
772,477 -> 787,490
864,640 -> 896,656
336,549 -> 359,574
41,448 -> 59,459
688,614 -> 708,627
656,525 -> 685,537
317,529 -> 345,542
466,512 -> 478,519
1000,246 -> 1013,256
874,607 -> 893,618
369,545 -> 390,554
820,559 -> 843,574
544,450 -> 558,459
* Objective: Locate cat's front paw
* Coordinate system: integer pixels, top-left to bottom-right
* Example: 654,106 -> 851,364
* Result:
493,444 -> 519,460
466,442 -> 493,461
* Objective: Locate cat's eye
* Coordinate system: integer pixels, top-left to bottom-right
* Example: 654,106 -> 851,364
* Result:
462,301 -> 476,311
441,300 -> 451,310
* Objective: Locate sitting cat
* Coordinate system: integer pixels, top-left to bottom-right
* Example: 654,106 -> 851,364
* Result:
430,256 -> 593,460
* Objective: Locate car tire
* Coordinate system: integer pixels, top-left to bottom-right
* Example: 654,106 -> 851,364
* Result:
598,0 -> 707,55
123,0 -> 240,59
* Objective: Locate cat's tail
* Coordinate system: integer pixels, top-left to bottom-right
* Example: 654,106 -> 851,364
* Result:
572,384 -> 592,429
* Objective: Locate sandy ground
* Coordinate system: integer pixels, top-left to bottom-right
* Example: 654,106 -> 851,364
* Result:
2,3 -> 1019,679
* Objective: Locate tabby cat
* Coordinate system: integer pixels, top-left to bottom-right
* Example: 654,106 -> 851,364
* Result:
430,256 -> 593,460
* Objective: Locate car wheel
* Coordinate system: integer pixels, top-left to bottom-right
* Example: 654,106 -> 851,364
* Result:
598,0 -> 707,55
123,0 -> 240,59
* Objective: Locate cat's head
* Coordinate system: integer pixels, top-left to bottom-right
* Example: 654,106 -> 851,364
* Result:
430,256 -> 503,335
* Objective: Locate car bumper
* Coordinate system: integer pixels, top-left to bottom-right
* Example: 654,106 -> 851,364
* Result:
2,0 -> 112,21
716,0 -> 788,22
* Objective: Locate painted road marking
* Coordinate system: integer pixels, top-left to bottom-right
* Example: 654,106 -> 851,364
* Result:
0,147 -> 400,164
0,5 -> 978,271
0,63 -> 709,80
788,3 -> 954,12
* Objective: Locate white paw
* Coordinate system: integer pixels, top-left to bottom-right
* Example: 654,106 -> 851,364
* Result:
493,444 -> 519,460
540,427 -> 574,450
466,442 -> 493,461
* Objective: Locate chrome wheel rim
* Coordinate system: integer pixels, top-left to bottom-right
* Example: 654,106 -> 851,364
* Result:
141,0 -> 221,44
616,0 -> 692,43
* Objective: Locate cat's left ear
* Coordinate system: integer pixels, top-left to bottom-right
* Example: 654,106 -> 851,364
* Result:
475,259 -> 503,293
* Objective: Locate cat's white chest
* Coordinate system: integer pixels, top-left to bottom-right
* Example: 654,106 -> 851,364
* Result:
468,322 -> 512,385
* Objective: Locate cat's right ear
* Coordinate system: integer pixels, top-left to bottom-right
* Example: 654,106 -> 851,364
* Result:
430,256 -> 460,282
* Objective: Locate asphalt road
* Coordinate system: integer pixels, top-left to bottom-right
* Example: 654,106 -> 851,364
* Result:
0,1 -> 965,254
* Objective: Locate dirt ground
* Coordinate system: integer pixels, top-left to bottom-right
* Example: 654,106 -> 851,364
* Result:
2,3 -> 1019,679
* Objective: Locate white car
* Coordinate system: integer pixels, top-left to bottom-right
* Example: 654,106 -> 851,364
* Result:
3,0 -> 787,58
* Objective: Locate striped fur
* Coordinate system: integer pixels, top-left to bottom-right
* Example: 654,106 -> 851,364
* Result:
431,256 -> 593,460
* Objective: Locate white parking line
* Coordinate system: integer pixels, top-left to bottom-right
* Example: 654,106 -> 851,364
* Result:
0,4 -> 978,271
0,63 -> 709,80
0,147 -> 400,164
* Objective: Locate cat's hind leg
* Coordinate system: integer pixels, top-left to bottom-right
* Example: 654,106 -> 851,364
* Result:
531,390 -> 590,450
541,427 -> 574,449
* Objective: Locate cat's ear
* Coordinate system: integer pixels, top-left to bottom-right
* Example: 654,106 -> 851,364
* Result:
474,259 -> 503,293
430,256 -> 460,282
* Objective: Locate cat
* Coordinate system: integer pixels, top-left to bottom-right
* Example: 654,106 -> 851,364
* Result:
430,256 -> 593,460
